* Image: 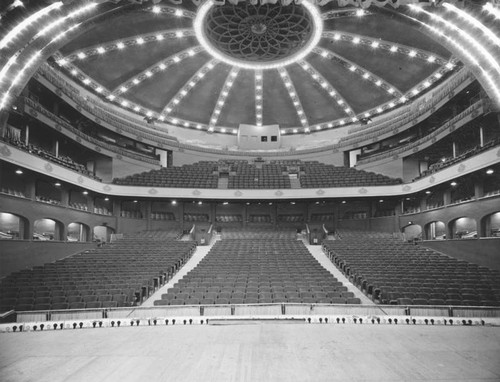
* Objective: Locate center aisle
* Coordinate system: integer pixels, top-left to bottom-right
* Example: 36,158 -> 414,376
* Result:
141,237 -> 219,307
301,237 -> 374,305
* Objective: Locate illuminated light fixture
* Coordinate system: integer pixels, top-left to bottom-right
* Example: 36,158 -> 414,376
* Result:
196,124 -> 202,129
351,117 -> 358,122
312,74 -> 319,80
136,37 -> 145,44
371,41 -> 379,48
220,128 -> 226,133
400,96 -> 407,102
134,106 -> 140,112
444,3 -> 500,47
377,107 -> 383,113
133,200 -> 138,203
486,168 -> 494,174
329,91 -> 335,96
156,34 -> 164,41
389,102 -> 395,108
159,63 -> 166,70
83,78 -> 90,85
193,0 -> 323,70
408,50 -> 417,57
339,120 -> 345,125
427,56 -> 436,63
152,6 -> 161,13
133,79 -> 140,84
159,116 -> 165,121
435,73 -> 443,79
96,87 -> 102,93
445,62 -> 454,70
121,100 -> 128,106
412,89 -> 419,95
352,37 -> 360,44
293,128 -> 298,133
375,80 -> 382,86
171,118 -> 178,124
364,112 -> 370,117
337,100 -> 344,105
363,73 -> 369,79
232,129 -> 237,134
97,47 -> 105,54
181,90 -> 188,96
388,88 -> 395,94
0,2 -> 62,50
55,182 -> 61,187
321,50 -> 328,57
298,110 -> 303,115
171,200 -> 177,205
281,129 -> 286,134
173,98 -> 180,104
424,81 -> 431,87
120,86 -> 127,93
77,52 -> 86,59
176,31 -> 183,38
379,199 -> 384,203
349,65 -> 356,71
146,111 -> 153,117
175,9 -> 183,17
57,59 -> 67,66
333,34 -> 341,40
450,181 -> 457,186
223,202 -> 229,205
289,91 -> 296,96
425,190 -> 431,194
145,71 -> 152,77
317,126 -> 322,130
321,82 -> 328,88
208,127 -> 214,132
15,169 -> 23,175
83,191 -> 89,195
390,45 -> 398,52
184,122 -> 190,127
484,2 -> 500,20
356,9 -> 365,17
104,197 -> 109,201
108,94 -> 116,101
293,101 -> 299,106
342,200 -> 346,204
214,109 -> 220,114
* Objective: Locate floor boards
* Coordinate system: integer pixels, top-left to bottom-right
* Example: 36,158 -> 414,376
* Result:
1,323 -> 499,382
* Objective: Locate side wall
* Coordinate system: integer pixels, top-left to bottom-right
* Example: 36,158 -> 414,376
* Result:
420,239 -> 500,271
0,241 -> 96,278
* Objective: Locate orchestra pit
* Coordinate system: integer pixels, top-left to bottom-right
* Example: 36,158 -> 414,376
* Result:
1,0 -> 500,380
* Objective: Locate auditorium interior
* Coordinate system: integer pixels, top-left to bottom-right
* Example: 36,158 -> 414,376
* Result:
1,0 -> 500,380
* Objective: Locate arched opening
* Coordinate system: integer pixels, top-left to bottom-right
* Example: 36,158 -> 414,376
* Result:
33,218 -> 64,241
67,222 -> 90,242
480,211 -> 500,238
93,225 -> 115,244
449,217 -> 477,239
425,221 -> 446,240
402,223 -> 422,242
0,212 -> 29,240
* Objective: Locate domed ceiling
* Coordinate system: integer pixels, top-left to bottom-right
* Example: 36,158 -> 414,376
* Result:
52,0 -> 457,135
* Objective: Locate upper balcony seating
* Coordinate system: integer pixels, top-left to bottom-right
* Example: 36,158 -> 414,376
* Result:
220,227 -> 297,240
0,233 -> 195,312
299,162 -> 401,188
112,160 -> 401,189
2,136 -> 101,181
112,162 -> 219,188
323,231 -> 500,306
155,239 -> 360,306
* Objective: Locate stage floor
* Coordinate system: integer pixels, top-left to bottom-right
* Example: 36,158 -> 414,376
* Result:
1,323 -> 500,382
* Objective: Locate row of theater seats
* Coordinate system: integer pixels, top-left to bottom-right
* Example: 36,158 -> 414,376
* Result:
112,160 -> 401,189
215,215 -> 243,222
1,187 -> 26,198
323,231 -> 500,306
120,210 -> 143,219
277,215 -> 304,222
184,213 -> 209,222
220,228 -> 298,240
120,229 -> 182,241
155,239 -> 361,306
311,213 -> 334,222
0,234 -> 195,312
70,202 -> 88,211
151,212 -> 175,221
414,137 -> 500,181
2,136 -> 101,181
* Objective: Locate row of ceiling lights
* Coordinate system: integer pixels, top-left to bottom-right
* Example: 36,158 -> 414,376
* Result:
1,2 -> 499,136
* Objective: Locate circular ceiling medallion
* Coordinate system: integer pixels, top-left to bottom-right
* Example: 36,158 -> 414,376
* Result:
194,0 -> 323,70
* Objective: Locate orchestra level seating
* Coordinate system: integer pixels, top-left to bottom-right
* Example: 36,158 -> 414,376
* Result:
155,239 -> 360,306
0,233 -> 196,312
323,231 -> 500,306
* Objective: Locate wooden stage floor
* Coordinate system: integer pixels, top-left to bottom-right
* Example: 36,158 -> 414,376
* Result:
1,323 -> 500,382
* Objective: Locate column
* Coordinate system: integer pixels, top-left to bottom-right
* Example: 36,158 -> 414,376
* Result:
452,141 -> 457,158
479,126 -> 484,147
